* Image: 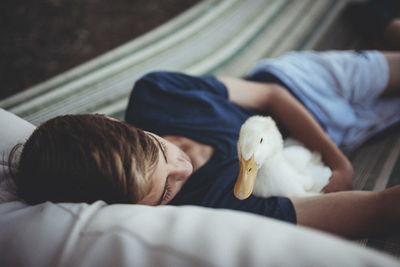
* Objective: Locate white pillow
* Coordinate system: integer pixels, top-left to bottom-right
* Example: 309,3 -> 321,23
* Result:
0,108 -> 398,267
0,109 -> 35,202
1,201 -> 399,267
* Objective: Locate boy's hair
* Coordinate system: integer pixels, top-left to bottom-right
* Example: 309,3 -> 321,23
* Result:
9,114 -> 159,205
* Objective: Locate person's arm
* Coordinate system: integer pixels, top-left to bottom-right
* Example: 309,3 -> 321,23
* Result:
218,77 -> 353,193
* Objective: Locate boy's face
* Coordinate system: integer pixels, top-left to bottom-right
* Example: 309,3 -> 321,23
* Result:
138,132 -> 193,205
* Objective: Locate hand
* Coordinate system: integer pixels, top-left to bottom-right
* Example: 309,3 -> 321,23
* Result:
322,166 -> 354,194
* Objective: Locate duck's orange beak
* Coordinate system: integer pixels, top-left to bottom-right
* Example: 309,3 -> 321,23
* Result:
234,155 -> 259,200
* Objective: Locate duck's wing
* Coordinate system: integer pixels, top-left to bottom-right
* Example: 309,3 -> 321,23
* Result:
283,145 -> 313,171
283,145 -> 331,193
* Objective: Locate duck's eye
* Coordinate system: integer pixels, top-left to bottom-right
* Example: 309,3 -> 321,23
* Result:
260,138 -> 263,144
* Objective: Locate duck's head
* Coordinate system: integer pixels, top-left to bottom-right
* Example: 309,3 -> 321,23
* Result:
234,116 -> 283,200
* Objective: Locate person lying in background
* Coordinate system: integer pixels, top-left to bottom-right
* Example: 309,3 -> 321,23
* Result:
346,0 -> 400,50
8,49 -> 400,239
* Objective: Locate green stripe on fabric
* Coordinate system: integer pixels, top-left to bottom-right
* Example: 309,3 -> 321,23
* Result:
111,110 -> 126,121
203,0 -> 293,75
29,3 -> 216,96
1,0 -> 227,111
386,156 -> 400,188
348,127 -> 400,191
295,0 -> 339,50
204,0 -> 341,75
363,136 -> 399,190
11,0 -> 241,119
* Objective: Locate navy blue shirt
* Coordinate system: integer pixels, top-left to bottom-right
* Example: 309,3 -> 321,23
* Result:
125,71 -> 296,223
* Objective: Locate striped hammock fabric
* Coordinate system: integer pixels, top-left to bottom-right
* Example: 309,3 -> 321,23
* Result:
350,126 -> 400,258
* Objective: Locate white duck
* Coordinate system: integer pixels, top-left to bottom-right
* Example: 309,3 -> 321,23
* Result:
234,115 -> 331,200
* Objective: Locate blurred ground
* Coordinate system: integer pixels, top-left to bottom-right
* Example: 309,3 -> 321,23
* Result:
0,0 -> 200,100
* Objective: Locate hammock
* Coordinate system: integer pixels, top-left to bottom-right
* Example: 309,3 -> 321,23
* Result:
0,0 -> 355,124
1,0 -> 399,258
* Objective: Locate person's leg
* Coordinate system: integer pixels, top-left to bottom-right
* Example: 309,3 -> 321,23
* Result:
384,19 -> 400,50
382,51 -> 400,96
345,0 -> 400,50
290,185 -> 400,239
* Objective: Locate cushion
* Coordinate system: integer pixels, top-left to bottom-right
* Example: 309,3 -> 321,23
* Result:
0,109 -> 35,202
0,108 -> 398,267
1,201 -> 399,267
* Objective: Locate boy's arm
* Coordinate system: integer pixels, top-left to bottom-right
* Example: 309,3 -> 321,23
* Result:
218,77 -> 353,193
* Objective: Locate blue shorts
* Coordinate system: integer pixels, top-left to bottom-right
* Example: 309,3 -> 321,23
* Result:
248,50 -> 400,151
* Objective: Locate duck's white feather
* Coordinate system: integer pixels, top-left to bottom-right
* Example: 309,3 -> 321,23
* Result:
253,153 -> 319,198
283,145 -> 331,193
237,116 -> 331,198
